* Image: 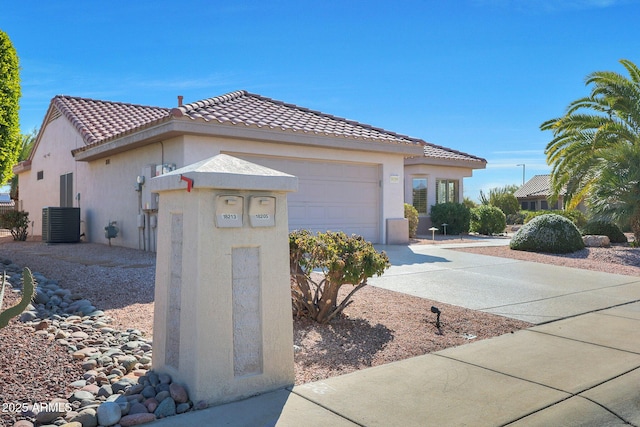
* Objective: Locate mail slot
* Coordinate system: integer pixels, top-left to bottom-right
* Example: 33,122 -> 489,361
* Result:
248,196 -> 276,227
215,195 -> 244,228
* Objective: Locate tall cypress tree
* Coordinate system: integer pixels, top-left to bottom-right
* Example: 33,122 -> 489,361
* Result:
0,30 -> 21,185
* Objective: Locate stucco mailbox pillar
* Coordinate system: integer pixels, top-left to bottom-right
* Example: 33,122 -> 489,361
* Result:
148,154 -> 298,406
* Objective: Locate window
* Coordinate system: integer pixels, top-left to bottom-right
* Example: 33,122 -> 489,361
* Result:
436,179 -> 459,204
60,173 -> 73,207
412,178 -> 428,214
541,200 -> 549,210
37,171 -> 44,180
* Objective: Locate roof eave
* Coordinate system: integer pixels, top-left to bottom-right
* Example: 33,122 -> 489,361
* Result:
72,121 -> 181,161
173,118 -> 425,155
13,159 -> 31,174
404,155 -> 487,169
73,117 -> 425,161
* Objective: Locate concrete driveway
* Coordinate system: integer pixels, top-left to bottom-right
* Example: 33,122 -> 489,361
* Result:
371,240 -> 640,324
150,238 -> 640,427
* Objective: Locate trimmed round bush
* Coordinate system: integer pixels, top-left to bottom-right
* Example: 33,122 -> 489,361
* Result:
524,209 -> 587,228
470,205 -> 506,235
510,214 -> 585,253
581,221 -> 627,243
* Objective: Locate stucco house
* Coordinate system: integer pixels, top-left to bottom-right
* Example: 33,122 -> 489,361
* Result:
514,174 -> 563,211
13,90 -> 486,250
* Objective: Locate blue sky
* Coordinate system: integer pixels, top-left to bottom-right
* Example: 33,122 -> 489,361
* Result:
2,0 -> 640,200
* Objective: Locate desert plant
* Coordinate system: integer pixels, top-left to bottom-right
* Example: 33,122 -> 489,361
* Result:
581,221 -> 628,243
479,185 -> 520,216
463,197 -> 477,209
470,205 -> 506,235
506,211 -> 527,225
0,210 -> 29,241
0,267 -> 35,329
429,202 -> 470,235
510,214 -> 585,254
289,230 -> 390,324
524,209 -> 586,228
404,203 -> 419,238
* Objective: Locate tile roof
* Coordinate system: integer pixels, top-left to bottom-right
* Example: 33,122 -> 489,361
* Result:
514,174 -> 566,198
52,90 -> 484,164
52,96 -> 170,146
172,90 -> 424,145
421,144 -> 486,163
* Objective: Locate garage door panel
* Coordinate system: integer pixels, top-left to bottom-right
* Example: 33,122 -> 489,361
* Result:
231,154 -> 381,243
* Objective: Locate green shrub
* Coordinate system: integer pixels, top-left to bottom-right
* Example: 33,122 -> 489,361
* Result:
0,210 -> 29,241
581,221 -> 627,243
289,230 -> 390,324
429,202 -> 470,235
470,205 -> 506,235
524,209 -> 587,228
506,211 -> 526,225
510,214 -> 585,254
404,203 -> 419,238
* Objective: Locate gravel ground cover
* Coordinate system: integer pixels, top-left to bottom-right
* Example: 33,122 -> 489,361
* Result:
1,235 -> 635,426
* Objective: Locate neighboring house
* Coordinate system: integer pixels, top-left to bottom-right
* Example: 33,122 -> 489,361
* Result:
514,174 -> 563,211
0,192 -> 15,215
14,90 -> 486,249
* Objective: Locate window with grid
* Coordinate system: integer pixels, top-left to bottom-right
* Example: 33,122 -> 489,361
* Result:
435,179 -> 459,204
412,178 -> 428,214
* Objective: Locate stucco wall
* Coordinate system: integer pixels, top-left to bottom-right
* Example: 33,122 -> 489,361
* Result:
183,134 -> 406,243
404,164 -> 475,234
17,115 -> 89,238
76,136 -> 186,249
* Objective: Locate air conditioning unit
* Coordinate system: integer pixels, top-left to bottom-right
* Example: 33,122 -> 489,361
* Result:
42,207 -> 81,243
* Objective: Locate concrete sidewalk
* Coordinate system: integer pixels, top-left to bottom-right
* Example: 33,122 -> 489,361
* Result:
150,240 -> 640,426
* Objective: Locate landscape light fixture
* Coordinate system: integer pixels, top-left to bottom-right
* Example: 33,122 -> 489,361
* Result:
441,223 -> 448,236
429,227 -> 438,241
431,306 -> 441,328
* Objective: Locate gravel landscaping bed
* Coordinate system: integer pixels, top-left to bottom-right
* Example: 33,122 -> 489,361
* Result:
453,242 -> 640,276
2,235 -> 635,426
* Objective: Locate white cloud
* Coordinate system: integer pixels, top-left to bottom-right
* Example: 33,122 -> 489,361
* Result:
473,0 -> 634,12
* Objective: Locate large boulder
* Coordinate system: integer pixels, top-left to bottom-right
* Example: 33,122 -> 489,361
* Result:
510,214 -> 585,254
583,235 -> 611,248
581,221 -> 628,243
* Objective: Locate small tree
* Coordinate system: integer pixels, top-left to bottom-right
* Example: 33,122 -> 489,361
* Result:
290,230 -> 390,324
0,31 -> 22,185
404,203 -> 419,238
0,210 -> 29,241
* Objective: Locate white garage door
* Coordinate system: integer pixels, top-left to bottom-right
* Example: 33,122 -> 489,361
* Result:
235,155 -> 381,243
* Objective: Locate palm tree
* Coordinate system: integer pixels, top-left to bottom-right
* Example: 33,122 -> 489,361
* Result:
541,59 -> 640,238
587,143 -> 640,242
